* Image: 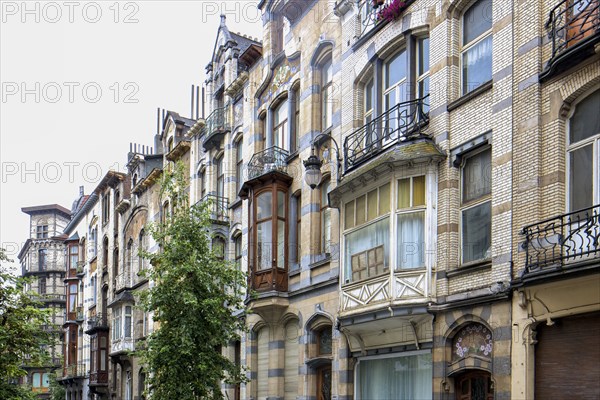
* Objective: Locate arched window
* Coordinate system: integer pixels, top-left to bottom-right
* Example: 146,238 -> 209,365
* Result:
212,236 -> 226,260
568,88 -> 600,213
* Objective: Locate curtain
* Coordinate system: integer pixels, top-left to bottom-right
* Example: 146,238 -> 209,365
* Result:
462,34 -> 492,93
397,212 -> 425,269
358,353 -> 432,400
462,202 -> 491,263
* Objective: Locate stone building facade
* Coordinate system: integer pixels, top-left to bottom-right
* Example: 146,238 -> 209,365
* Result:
21,0 -> 599,399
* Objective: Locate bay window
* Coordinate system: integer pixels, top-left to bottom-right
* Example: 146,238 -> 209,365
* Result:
344,174 -> 432,283
251,185 -> 289,291
113,308 -> 121,341
461,148 -> 492,264
461,0 -> 493,94
124,306 -> 132,338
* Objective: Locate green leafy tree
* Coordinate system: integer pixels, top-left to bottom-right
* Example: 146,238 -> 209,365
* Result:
0,249 -> 53,400
138,163 -> 247,400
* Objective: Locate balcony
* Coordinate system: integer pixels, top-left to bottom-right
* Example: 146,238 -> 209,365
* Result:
343,96 -> 430,172
521,204 -> 599,278
202,107 -> 231,151
38,293 -> 66,304
239,146 -> 293,199
200,194 -> 229,224
85,314 -> 109,334
541,0 -> 600,81
114,273 -> 132,292
110,337 -> 135,356
23,265 -> 64,277
59,363 -> 86,381
355,0 -> 415,45
89,371 -> 109,387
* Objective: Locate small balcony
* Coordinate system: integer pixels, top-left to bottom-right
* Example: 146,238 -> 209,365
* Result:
239,146 -> 292,199
110,337 -> 135,356
85,314 -> 109,334
343,96 -> 430,172
202,107 -> 231,151
59,363 -> 87,381
355,0 -> 415,44
521,204 -> 599,278
541,0 -> 600,81
89,371 -> 109,387
38,293 -> 66,304
23,264 -> 64,277
200,194 -> 229,224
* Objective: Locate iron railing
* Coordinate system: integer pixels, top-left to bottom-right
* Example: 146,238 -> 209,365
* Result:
203,107 -> 231,138
86,314 -> 109,333
546,0 -> 600,59
60,363 -> 87,379
38,293 -> 67,302
89,371 -> 109,385
522,204 -> 599,272
201,194 -> 229,222
343,95 -> 429,171
246,146 -> 290,181
357,0 -> 414,39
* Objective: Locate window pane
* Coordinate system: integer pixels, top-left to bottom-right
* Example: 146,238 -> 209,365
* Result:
570,89 -> 600,144
33,373 -> 41,387
323,208 -> 332,254
418,37 -> 430,76
413,176 -> 426,206
278,191 -> 285,218
365,80 -> 374,111
100,350 -> 107,370
43,373 -> 50,387
321,181 -> 330,207
358,353 -> 432,400
463,0 -> 492,45
397,212 -> 425,269
257,221 -> 273,270
275,99 -> 288,125
462,35 -> 492,94
125,315 -> 132,338
570,145 -> 593,212
463,149 -> 491,203
344,217 -> 389,282
277,220 -> 285,269
367,189 -> 378,221
356,195 -> 366,226
380,183 -> 391,215
398,179 -> 411,209
345,201 -> 355,229
386,50 -> 406,89
462,201 -> 491,263
257,192 -> 272,220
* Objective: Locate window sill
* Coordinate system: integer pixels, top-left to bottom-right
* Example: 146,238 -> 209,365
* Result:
447,80 -> 493,112
446,259 -> 492,278
309,255 -> 331,270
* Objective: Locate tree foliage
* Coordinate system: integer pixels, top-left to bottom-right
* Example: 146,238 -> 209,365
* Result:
0,249 -> 53,400
138,163 -> 247,400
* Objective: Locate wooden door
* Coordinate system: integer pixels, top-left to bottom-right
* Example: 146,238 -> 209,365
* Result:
316,366 -> 332,400
456,371 -> 493,400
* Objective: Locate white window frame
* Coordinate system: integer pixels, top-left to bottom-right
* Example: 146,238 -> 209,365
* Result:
460,0 -> 493,95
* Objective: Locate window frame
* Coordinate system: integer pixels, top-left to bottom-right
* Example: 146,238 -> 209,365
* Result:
36,225 -> 49,239
252,185 -> 288,275
320,178 -> 332,256
235,138 -> 244,195
459,146 -> 492,265
216,155 -> 225,199
460,0 -> 493,95
272,97 -> 289,150
321,54 -> 334,131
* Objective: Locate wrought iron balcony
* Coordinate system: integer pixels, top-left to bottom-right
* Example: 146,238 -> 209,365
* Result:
38,293 -> 67,303
200,194 -> 229,223
86,314 -> 109,334
356,0 -> 414,42
60,363 -> 87,380
522,204 -> 599,274
343,95 -> 430,172
541,0 -> 600,80
243,146 -> 289,182
89,371 -> 109,386
202,107 -> 231,150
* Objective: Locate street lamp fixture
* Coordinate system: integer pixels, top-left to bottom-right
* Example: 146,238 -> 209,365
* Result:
303,133 -> 342,189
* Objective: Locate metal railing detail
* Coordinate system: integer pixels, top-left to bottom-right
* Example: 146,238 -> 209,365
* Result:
200,194 -> 229,222
203,107 -> 231,138
546,0 -> 599,59
343,95 -> 429,171
522,204 -> 600,272
246,146 -> 290,181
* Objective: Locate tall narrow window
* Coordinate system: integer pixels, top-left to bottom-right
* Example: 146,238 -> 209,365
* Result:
213,237 -> 226,261
273,99 -> 289,150
102,193 -> 110,225
256,191 -> 273,271
461,148 -> 492,264
321,179 -> 332,255
293,86 -> 300,151
236,139 -> 243,195
39,277 -> 46,294
80,238 -> 86,264
124,306 -> 132,338
68,283 -> 77,319
396,176 -> 426,269
138,230 -> 146,272
384,50 -> 408,134
568,89 -> 600,213
38,249 -> 47,271
69,245 -> 78,272
462,0 -> 493,94
295,194 -> 302,262
127,239 -> 134,278
113,248 -> 119,282
416,37 -> 430,113
258,112 -> 267,151
234,235 -> 242,272
199,170 -> 207,200
113,307 -> 122,341
216,156 -> 225,199
322,56 -> 334,130
103,237 -> 109,268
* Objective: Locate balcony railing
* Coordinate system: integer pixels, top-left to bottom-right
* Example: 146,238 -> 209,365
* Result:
357,0 -> 414,40
114,273 -> 132,292
110,337 -> 135,355
38,293 -> 67,303
202,107 -> 231,150
86,313 -> 109,334
546,0 -> 599,60
60,363 -> 86,379
200,194 -> 229,223
343,95 -> 429,172
246,146 -> 290,181
89,371 -> 109,386
522,204 -> 600,273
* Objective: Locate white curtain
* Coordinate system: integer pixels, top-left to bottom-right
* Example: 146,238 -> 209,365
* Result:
358,353 -> 432,400
397,212 -> 425,269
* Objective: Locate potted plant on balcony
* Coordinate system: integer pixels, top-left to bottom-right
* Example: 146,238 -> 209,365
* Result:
372,0 -> 386,8
377,0 -> 408,22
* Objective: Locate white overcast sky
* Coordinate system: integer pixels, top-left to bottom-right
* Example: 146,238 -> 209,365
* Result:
0,0 -> 263,269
